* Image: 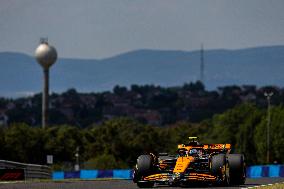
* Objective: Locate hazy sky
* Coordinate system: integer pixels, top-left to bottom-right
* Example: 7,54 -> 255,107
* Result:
1,0 -> 284,59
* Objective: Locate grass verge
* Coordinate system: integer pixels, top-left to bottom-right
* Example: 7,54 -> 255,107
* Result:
253,183 -> 284,189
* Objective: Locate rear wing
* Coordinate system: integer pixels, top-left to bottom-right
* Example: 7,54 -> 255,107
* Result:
203,144 -> 231,154
203,144 -> 231,150
177,143 -> 231,153
178,137 -> 231,153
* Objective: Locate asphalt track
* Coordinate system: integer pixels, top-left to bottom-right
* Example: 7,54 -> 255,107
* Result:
0,178 -> 283,189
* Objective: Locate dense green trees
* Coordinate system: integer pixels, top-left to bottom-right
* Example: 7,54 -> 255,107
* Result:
0,103 -> 283,170
254,106 -> 284,164
202,103 -> 284,165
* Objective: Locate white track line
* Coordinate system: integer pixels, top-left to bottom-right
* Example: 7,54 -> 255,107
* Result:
0,181 -> 25,184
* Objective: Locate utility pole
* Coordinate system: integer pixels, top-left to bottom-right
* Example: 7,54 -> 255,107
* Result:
264,92 -> 273,164
75,147 -> 80,171
200,44 -> 204,84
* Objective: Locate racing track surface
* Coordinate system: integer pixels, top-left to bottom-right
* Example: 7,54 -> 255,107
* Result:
0,178 -> 284,189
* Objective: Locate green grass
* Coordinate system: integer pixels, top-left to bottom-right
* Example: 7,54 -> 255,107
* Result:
255,183 -> 284,189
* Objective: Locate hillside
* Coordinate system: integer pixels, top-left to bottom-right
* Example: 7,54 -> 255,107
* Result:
0,46 -> 284,97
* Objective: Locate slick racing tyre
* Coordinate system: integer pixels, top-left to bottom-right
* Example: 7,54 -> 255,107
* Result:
211,154 -> 230,186
135,155 -> 155,187
228,154 -> 246,185
136,155 -> 153,175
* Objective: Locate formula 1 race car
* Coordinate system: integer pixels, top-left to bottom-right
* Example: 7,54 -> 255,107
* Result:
133,137 -> 246,188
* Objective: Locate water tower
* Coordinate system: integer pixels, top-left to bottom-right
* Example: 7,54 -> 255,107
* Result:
35,38 -> 57,128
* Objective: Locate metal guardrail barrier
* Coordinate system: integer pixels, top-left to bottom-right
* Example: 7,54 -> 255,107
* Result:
0,160 -> 51,180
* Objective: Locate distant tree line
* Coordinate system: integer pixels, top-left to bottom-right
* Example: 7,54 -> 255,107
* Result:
0,81 -> 284,127
0,103 -> 283,170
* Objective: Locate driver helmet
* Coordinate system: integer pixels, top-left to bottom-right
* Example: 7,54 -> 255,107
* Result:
189,149 -> 198,155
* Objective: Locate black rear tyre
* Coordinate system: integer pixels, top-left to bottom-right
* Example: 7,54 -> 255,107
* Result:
228,154 -> 246,185
211,154 -> 230,186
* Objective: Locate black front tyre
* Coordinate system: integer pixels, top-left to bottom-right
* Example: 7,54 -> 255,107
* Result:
133,155 -> 154,185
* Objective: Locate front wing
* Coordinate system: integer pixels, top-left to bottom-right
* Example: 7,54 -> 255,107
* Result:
142,172 -> 217,183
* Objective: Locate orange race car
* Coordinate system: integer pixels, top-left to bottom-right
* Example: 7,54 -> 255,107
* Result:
133,137 -> 246,188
